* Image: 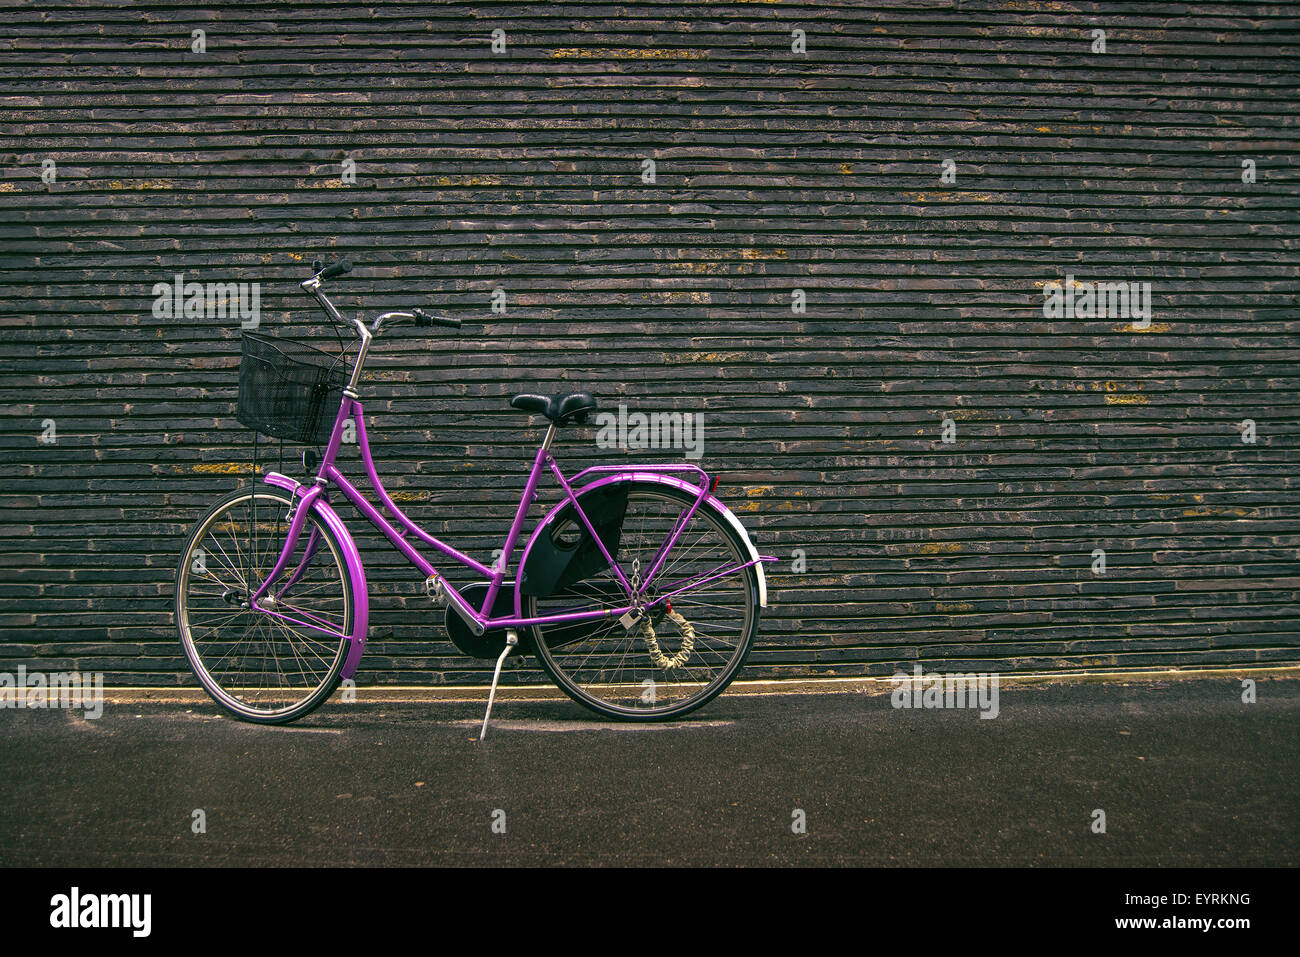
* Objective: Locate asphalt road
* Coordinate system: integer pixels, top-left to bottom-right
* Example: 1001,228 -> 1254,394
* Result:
1,675 -> 1295,866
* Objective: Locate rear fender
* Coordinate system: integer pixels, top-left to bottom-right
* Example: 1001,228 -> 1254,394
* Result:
516,471 -> 769,610
263,472 -> 370,679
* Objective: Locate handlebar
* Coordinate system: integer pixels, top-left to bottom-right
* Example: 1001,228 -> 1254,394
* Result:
300,258 -> 462,337
296,258 -> 462,393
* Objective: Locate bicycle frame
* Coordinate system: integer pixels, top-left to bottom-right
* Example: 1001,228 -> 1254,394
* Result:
243,279 -> 772,676
249,395 -> 768,640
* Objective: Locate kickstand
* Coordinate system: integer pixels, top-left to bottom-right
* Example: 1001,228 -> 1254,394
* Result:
479,629 -> 518,742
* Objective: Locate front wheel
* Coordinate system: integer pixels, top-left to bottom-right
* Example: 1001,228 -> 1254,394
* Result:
528,482 -> 761,720
175,486 -> 354,723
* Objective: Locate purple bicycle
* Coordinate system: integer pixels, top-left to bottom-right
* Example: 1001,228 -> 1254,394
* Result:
175,259 -> 775,734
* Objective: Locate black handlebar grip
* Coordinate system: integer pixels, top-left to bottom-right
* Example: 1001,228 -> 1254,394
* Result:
320,259 -> 352,280
413,308 -> 462,329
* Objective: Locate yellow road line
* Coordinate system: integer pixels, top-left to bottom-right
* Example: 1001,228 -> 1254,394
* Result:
88,664 -> 1300,705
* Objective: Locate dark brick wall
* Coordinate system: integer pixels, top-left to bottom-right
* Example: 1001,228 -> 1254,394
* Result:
2,1 -> 1298,685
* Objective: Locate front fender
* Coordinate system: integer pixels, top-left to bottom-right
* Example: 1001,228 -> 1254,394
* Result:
517,471 -> 768,608
263,472 -> 370,679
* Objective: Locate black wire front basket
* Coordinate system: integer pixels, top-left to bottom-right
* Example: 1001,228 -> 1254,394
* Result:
236,332 -> 347,446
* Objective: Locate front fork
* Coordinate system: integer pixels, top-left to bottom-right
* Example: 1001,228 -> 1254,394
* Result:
248,482 -> 324,610
270,501 -> 326,600
246,478 -> 370,680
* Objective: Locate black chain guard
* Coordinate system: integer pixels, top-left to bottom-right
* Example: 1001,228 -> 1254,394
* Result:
445,582 -> 535,659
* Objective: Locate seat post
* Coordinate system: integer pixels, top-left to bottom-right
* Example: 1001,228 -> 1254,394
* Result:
540,422 -> 557,452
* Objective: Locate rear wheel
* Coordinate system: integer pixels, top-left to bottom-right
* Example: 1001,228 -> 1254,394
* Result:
528,482 -> 760,720
175,487 -> 353,723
